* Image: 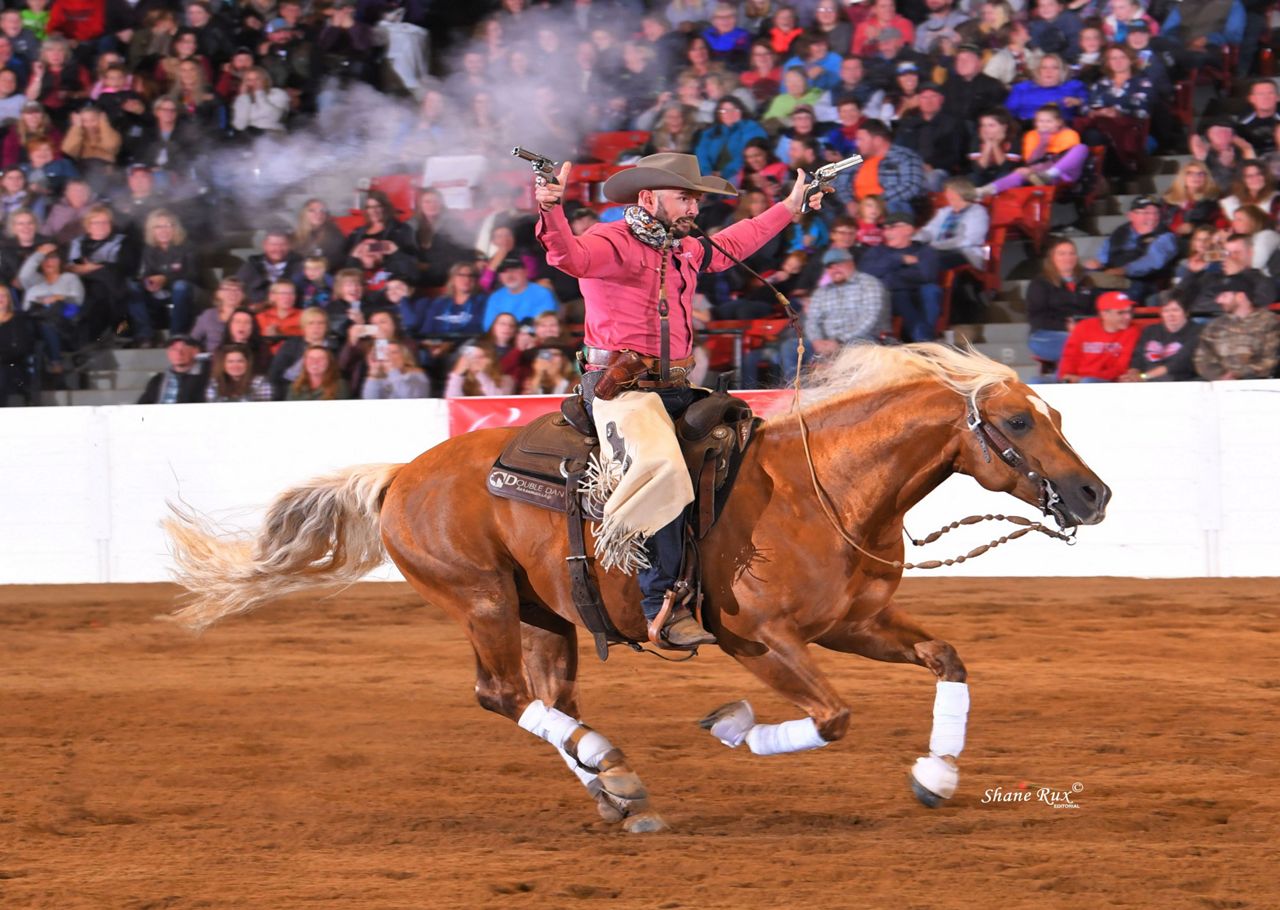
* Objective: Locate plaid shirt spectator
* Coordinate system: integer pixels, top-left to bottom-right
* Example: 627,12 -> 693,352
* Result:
805,271 -> 890,343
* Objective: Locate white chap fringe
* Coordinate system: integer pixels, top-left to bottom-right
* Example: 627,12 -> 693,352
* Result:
581,451 -> 651,575
163,463 -> 404,632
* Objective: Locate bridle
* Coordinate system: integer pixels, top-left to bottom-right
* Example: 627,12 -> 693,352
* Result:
965,399 -> 1075,534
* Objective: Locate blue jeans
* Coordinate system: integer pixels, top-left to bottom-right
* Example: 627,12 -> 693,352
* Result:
1027,329 -> 1069,363
128,279 -> 196,340
894,286 -> 942,342
585,383 -> 695,622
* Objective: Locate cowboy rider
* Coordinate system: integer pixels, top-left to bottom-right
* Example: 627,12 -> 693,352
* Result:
533,152 -> 825,649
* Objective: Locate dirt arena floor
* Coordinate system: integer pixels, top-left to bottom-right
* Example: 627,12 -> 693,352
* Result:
1,579 -> 1276,910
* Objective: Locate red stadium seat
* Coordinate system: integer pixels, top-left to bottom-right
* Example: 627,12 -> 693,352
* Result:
565,163 -> 629,210
583,131 -> 651,164
367,174 -> 417,221
989,186 -> 1056,253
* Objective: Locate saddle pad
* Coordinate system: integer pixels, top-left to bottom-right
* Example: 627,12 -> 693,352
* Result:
488,412 -> 596,513
486,395 -> 761,528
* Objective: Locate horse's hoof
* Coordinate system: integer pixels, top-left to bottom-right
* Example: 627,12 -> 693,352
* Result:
622,811 -> 668,834
909,755 -> 958,809
910,773 -> 946,809
594,791 -> 626,824
698,699 -> 755,748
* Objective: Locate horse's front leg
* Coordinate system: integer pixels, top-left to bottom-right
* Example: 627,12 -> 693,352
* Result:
699,624 -> 853,756
815,603 -> 970,808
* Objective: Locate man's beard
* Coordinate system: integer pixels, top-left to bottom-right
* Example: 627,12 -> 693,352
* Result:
655,198 -> 695,238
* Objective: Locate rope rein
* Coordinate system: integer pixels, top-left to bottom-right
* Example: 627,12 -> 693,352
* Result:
695,228 -> 1073,572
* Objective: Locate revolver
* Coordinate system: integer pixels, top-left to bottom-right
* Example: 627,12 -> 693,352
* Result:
512,146 -> 559,185
802,154 -> 863,213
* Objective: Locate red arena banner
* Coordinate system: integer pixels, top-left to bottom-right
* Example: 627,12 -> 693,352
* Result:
446,390 -> 795,436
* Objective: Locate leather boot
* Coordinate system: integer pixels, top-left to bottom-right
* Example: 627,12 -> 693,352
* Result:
661,608 -> 716,648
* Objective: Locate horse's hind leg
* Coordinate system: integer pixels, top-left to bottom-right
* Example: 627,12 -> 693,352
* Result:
815,604 -> 970,808
518,604 -> 653,826
424,579 -> 666,833
514,604 -> 666,832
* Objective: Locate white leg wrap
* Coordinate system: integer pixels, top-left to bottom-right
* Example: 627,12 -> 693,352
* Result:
518,699 -> 580,750
928,681 -> 970,758
520,700 -> 617,795
744,717 -> 829,756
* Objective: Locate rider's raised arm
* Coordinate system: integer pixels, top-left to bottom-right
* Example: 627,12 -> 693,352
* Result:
699,201 -> 794,274
535,202 -> 624,279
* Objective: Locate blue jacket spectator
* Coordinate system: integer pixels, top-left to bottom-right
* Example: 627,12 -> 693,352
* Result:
1088,196 -> 1180,302
859,213 -> 943,342
1004,56 -> 1088,122
1029,3 -> 1084,53
414,264 -> 487,337
695,97 -> 768,179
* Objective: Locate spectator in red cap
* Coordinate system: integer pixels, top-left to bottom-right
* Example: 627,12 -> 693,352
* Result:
1056,290 -> 1141,383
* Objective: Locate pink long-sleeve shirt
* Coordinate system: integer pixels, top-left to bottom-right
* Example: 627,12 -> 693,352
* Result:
535,201 -> 794,359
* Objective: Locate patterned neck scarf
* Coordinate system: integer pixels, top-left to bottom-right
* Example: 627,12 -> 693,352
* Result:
625,205 -> 672,252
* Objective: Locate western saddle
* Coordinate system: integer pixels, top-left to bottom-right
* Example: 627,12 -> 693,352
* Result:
486,389 -> 760,660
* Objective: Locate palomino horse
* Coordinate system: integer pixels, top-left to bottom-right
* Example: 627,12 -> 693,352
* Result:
167,344 -> 1110,833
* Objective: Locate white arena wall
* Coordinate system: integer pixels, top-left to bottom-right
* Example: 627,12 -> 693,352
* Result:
2,382 -> 1278,585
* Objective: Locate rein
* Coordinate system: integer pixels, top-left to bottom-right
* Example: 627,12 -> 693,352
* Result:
694,228 -> 1076,572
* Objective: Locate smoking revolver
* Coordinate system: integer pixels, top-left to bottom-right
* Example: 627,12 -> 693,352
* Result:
512,146 -> 559,185
802,154 -> 863,213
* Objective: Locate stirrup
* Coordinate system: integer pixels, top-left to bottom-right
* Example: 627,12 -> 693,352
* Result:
647,590 -> 716,650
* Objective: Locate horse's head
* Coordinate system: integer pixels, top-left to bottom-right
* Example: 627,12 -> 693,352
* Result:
955,382 -> 1110,528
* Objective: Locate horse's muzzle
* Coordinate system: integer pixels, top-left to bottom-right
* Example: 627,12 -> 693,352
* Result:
1054,475 -> 1111,527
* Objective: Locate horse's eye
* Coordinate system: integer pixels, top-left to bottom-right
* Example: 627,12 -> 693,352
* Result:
1005,415 -> 1029,433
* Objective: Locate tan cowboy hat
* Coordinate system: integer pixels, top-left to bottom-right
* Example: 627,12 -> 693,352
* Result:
602,153 -> 739,203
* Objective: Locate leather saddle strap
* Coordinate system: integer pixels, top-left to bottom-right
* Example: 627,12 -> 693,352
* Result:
565,468 -> 622,662
657,238 -> 671,382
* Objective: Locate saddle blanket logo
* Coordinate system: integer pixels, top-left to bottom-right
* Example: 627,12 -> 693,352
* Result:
488,470 -> 563,504
981,780 -> 1084,810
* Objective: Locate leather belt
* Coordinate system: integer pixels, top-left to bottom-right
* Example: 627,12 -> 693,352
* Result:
582,346 -> 695,373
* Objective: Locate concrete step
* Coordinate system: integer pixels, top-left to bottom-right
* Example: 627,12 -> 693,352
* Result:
974,323 -> 1029,344
83,349 -> 169,372
1133,171 -> 1176,194
45,389 -> 141,407
1093,213 -> 1128,235
111,368 -> 161,390
970,340 -> 1034,367
82,368 -> 157,391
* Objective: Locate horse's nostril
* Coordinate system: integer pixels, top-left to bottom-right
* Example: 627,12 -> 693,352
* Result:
1080,484 -> 1100,506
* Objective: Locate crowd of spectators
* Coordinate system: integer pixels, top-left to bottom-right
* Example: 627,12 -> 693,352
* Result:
1,0 -> 1279,407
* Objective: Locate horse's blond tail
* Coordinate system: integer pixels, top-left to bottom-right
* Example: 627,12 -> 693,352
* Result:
164,463 -> 405,632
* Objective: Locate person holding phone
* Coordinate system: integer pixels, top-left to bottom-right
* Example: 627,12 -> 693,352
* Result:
343,189 -> 413,266
444,343 -> 514,397
361,341 -> 430,399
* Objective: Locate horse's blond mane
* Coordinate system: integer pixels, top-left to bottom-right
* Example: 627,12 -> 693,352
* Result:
770,342 -> 1018,422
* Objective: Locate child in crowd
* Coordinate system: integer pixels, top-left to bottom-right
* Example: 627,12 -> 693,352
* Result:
854,194 -> 886,247
295,256 -> 333,310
